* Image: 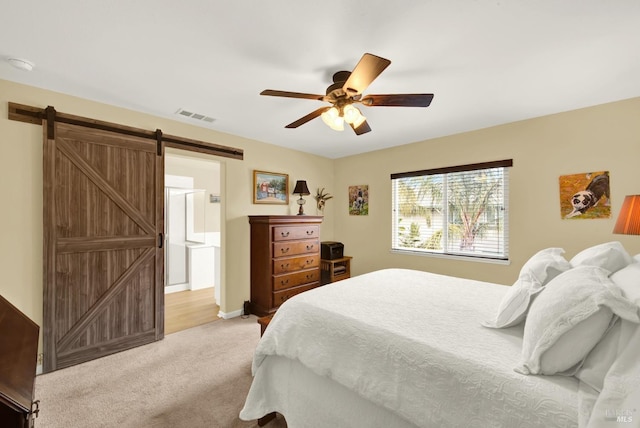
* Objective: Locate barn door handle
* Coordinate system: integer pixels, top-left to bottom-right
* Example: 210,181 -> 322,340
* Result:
158,233 -> 164,249
30,399 -> 40,420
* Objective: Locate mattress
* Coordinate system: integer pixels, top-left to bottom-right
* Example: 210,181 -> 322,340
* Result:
241,268 -> 580,427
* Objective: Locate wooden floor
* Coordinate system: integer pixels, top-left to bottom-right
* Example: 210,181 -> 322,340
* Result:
165,287 -> 220,335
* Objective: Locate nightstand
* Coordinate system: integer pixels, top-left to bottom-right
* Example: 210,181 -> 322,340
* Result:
320,256 -> 352,285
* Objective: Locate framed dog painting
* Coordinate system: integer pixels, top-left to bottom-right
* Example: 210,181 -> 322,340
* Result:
349,184 -> 369,216
559,171 -> 611,219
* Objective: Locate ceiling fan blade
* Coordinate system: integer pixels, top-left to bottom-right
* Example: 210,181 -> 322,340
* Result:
342,53 -> 391,96
350,120 -> 372,135
285,107 -> 330,128
361,94 -> 434,107
261,89 -> 324,101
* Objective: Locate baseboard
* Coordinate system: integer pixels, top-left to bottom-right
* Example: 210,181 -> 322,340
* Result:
36,364 -> 43,375
218,308 -> 242,319
165,283 -> 190,294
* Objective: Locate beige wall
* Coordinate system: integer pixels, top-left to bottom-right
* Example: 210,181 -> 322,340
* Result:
0,79 -> 335,342
334,97 -> 640,284
2,76 -> 639,355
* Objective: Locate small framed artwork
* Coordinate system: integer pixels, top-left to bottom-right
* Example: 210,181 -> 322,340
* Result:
559,171 -> 610,219
349,184 -> 369,216
253,170 -> 289,205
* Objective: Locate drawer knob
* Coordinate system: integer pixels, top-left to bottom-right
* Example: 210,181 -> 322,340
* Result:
281,231 -> 290,237
306,230 -> 314,235
306,244 -> 314,250
306,274 -> 314,280
280,279 -> 289,286
281,247 -> 290,253
306,259 -> 314,264
281,263 -> 290,270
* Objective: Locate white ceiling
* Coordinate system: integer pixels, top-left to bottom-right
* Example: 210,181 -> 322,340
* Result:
2,1 -> 639,159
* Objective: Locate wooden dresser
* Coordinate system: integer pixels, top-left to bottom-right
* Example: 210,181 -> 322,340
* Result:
0,295 -> 40,428
249,215 -> 323,316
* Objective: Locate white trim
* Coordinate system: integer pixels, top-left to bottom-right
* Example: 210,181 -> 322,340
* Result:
390,249 -> 511,265
36,364 -> 43,375
218,308 -> 242,319
165,283 -> 189,294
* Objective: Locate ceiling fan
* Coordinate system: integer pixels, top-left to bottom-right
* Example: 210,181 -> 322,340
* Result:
260,53 -> 434,135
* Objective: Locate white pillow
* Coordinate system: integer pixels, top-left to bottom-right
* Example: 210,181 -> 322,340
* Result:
575,318 -> 621,392
610,262 -> 640,304
483,248 -> 571,328
515,265 -> 639,376
569,241 -> 633,274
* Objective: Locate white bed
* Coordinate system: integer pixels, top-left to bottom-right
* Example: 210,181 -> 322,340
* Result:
240,249 -> 640,428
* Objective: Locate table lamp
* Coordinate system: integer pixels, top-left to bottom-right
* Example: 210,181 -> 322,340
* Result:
293,180 -> 311,215
613,194 -> 640,235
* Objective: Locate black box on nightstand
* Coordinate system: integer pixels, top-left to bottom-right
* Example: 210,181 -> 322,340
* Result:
321,241 -> 344,260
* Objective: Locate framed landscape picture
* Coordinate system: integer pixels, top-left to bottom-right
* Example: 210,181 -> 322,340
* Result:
253,170 -> 289,204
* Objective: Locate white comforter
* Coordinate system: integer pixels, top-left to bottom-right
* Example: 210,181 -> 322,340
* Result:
581,311 -> 640,428
244,269 -> 580,427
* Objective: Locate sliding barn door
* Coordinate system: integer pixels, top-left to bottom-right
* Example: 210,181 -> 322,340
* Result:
42,121 -> 164,372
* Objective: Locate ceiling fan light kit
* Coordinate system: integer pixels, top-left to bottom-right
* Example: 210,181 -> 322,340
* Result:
260,53 -> 434,135
321,107 -> 344,131
342,104 -> 365,126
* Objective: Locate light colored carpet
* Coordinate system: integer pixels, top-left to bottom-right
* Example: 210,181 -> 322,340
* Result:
34,316 -> 286,428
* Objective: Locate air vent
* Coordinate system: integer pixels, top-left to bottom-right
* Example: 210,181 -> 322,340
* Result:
175,108 -> 216,124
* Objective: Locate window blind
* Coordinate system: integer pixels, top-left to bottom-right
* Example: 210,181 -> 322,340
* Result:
391,160 -> 511,260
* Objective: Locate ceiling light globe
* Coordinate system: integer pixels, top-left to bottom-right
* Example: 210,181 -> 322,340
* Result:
352,112 -> 366,128
343,104 -> 358,124
321,107 -> 344,131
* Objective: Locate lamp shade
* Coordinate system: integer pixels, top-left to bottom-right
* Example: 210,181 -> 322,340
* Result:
613,195 -> 640,235
293,180 -> 310,195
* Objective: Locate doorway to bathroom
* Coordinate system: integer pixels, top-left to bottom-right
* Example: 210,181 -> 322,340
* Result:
164,151 -> 222,334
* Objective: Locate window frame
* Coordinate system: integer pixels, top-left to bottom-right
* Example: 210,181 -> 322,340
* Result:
391,159 -> 512,262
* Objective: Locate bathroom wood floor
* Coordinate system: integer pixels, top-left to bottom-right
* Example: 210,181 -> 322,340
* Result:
165,287 -> 220,335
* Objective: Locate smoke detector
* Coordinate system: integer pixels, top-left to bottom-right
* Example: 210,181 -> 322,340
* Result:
175,108 -> 215,124
8,58 -> 34,72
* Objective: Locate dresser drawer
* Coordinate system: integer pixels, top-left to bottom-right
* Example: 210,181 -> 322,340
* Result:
273,239 -> 319,257
273,225 -> 320,242
273,283 -> 317,306
273,254 -> 320,274
273,268 -> 320,291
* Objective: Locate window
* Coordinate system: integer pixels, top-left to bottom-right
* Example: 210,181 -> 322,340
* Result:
391,159 -> 512,261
